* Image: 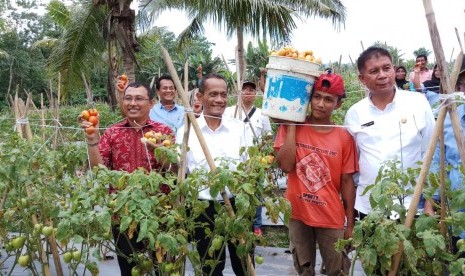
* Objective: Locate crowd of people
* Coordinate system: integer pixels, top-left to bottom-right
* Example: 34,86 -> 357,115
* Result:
79,46 -> 465,275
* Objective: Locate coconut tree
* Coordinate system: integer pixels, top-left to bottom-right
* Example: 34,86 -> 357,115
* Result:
46,0 -> 139,110
139,0 -> 346,84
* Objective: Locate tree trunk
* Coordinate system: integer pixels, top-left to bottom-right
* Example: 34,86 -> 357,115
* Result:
236,26 -> 246,83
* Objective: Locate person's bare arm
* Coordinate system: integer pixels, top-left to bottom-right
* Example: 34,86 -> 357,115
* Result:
340,173 -> 356,239
276,124 -> 296,173
412,62 -> 422,92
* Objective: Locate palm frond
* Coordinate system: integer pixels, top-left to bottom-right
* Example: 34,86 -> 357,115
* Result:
46,0 -> 71,28
47,2 -> 107,98
32,38 -> 59,49
177,17 -> 205,50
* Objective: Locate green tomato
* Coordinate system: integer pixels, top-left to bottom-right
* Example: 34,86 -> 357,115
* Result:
5,242 -> 14,252
131,266 -> 141,276
457,239 -> 465,251
12,236 -> 26,250
72,250 -> 82,262
255,255 -> 264,265
102,232 -> 112,240
63,252 -> 73,263
18,255 -> 31,267
140,258 -> 154,272
108,199 -> 116,209
212,237 -> 223,250
34,223 -> 42,232
164,263 -> 174,273
20,198 -> 28,208
42,226 -> 53,237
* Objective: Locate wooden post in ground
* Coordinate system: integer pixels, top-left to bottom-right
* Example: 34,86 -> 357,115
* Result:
160,45 -> 256,276
388,1 -> 465,274
52,73 -> 61,150
40,93 -> 46,142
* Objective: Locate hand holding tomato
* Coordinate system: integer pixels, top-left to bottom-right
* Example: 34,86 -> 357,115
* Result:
116,74 -> 128,94
79,108 -> 100,139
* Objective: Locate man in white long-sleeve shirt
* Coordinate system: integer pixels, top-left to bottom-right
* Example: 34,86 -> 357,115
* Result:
344,46 -> 435,218
177,73 -> 252,276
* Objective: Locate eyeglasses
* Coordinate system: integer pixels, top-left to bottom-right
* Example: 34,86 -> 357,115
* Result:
123,96 -> 150,103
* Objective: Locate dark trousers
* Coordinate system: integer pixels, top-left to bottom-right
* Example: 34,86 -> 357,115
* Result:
194,199 -> 253,276
112,226 -> 146,276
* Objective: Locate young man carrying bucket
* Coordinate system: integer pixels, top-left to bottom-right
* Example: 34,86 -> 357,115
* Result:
274,70 -> 359,275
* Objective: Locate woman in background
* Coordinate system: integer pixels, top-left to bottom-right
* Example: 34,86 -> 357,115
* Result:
395,65 -> 409,90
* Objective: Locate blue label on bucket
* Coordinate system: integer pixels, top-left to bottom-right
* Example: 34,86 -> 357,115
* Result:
266,75 -> 312,105
263,74 -> 314,121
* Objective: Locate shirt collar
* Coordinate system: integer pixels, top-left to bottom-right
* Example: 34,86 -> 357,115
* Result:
158,102 -> 177,111
121,117 -> 154,128
198,114 -> 228,132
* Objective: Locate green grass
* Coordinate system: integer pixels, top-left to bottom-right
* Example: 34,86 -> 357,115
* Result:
261,225 -> 290,248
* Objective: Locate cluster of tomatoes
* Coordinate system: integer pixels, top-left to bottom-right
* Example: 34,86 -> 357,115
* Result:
141,130 -> 172,147
80,108 -> 99,134
269,46 -> 322,64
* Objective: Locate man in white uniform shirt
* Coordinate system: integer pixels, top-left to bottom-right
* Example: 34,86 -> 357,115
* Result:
177,73 -> 252,276
224,80 -> 272,236
344,46 -> 435,218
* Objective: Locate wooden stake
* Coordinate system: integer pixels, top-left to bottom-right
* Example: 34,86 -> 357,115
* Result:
455,27 -> 464,53
160,45 -> 256,276
53,73 -> 61,149
235,46 -> 243,120
184,60 -> 189,93
41,93 -> 45,142
439,122 -> 447,238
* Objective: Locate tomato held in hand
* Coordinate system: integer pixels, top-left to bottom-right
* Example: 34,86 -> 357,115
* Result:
81,110 -> 90,121
88,108 -> 98,116
85,126 -> 96,135
88,116 -> 98,126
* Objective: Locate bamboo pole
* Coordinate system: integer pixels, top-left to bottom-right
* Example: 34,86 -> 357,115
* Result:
235,46 -> 243,120
41,94 -> 45,142
455,28 -> 464,53
389,0 -> 465,273
439,123 -> 447,238
184,60 -> 189,93
160,45 -> 256,276
52,73 -> 61,149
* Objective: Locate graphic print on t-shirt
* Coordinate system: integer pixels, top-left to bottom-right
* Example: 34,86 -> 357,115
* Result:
296,152 -> 331,193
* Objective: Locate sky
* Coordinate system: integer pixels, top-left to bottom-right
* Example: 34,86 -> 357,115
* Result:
151,0 -> 465,66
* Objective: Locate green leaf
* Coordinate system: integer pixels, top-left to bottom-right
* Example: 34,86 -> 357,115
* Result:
414,214 -> 437,233
418,230 -> 445,257
72,234 -> 84,244
360,247 -> 377,273
140,219 -> 149,241
120,216 -> 132,232
241,183 -> 255,195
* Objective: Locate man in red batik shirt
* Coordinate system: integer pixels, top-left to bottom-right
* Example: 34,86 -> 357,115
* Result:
80,81 -> 176,276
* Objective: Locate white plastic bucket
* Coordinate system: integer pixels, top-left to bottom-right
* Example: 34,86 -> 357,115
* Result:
262,56 -> 321,122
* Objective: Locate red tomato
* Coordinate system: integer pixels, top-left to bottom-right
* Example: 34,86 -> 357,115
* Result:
81,110 -> 90,121
88,116 -> 98,126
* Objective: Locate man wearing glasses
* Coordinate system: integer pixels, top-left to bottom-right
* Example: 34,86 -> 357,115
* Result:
80,81 -> 175,275
149,75 -> 185,132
